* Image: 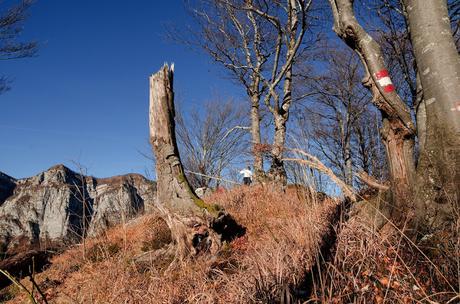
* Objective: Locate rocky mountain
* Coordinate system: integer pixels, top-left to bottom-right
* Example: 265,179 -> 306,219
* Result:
0,165 -> 157,255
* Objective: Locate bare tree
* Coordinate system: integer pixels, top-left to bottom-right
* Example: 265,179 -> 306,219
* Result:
0,0 -> 37,94
328,0 -> 459,232
185,0 -> 317,185
328,0 -> 416,223
293,47 -> 387,190
352,110 -> 388,183
309,49 -> 371,186
366,0 -> 460,228
176,98 -> 249,189
246,0 -> 313,185
367,0 -> 459,155
370,1 -> 418,107
182,0 -> 268,181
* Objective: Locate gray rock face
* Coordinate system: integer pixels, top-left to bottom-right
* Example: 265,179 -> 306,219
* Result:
0,165 -> 157,253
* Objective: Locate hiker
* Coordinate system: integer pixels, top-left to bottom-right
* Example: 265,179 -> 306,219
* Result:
239,166 -> 253,185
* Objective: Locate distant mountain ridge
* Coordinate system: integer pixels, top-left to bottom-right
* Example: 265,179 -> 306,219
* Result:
0,164 -> 157,255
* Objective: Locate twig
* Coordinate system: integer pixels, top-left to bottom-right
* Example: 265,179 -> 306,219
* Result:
283,147 -> 356,201
355,171 -> 390,191
0,269 -> 38,304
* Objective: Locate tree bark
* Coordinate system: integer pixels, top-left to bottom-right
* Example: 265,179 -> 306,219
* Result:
268,114 -> 288,185
150,64 -> 209,216
380,116 -> 416,208
149,64 -> 244,261
250,93 -> 265,182
272,62 -> 293,186
329,0 -> 417,221
415,72 -> 427,154
404,0 -> 460,231
344,133 -> 353,186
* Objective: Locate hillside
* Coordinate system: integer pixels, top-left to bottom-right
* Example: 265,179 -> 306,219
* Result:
0,165 -> 157,289
1,186 -> 340,303
2,185 -> 457,303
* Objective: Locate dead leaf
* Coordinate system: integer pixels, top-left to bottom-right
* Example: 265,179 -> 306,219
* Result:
391,280 -> 401,289
379,277 -> 390,287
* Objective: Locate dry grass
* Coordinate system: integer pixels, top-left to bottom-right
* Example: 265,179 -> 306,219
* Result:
311,206 -> 460,304
4,186 -> 458,303
4,186 -> 339,304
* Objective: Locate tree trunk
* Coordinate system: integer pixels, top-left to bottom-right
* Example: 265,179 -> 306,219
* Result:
150,64 -> 209,216
329,0 -> 417,221
149,64 -> 244,262
267,62 -> 293,186
404,0 -> 460,232
268,114 -> 288,185
415,72 -> 427,155
251,94 -> 265,182
381,116 -> 416,214
344,135 -> 353,186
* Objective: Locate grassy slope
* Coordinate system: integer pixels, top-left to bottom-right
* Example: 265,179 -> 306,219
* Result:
2,186 -> 458,303
3,186 -> 338,303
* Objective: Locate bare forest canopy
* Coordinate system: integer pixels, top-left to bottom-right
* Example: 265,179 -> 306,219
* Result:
166,0 -> 460,237
0,0 -> 37,94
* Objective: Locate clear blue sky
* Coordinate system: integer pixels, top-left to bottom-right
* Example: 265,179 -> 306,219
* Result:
0,0 -> 239,179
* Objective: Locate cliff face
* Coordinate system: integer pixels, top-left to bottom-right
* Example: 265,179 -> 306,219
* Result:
0,165 -> 157,254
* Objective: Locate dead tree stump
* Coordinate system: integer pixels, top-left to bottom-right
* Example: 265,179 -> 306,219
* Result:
149,64 -> 244,264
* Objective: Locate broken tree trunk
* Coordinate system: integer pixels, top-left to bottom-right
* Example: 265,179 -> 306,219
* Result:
149,64 -> 244,262
149,64 -> 213,216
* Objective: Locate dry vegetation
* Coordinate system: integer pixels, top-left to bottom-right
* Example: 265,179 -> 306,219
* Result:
312,217 -> 459,303
1,186 -> 338,303
1,186 -> 458,304
310,192 -> 460,304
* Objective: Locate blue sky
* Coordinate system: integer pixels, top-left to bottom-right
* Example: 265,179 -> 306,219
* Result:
0,0 -> 240,179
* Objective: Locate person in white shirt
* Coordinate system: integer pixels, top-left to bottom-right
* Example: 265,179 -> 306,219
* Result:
239,166 -> 253,185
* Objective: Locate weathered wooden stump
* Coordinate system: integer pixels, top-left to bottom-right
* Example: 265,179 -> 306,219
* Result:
149,64 -> 244,266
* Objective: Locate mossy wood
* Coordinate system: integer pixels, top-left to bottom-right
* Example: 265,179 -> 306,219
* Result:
149,64 -> 220,217
148,64 -> 244,261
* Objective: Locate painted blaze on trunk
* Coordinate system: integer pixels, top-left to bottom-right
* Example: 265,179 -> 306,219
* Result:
329,0 -> 416,223
330,0 -> 459,232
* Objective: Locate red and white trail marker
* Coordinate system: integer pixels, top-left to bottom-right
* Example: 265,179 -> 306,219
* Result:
374,69 -> 395,93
